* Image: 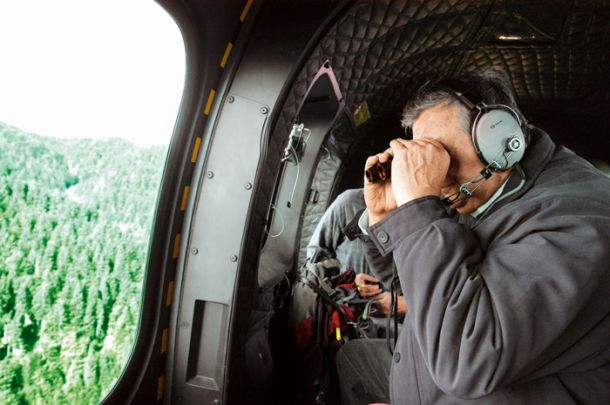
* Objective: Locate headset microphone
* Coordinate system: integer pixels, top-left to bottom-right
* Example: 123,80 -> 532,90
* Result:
441,166 -> 494,207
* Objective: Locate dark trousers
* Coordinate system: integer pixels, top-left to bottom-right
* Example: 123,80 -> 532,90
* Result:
335,339 -> 392,405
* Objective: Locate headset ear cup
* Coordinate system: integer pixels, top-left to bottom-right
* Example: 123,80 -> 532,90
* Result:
472,107 -> 525,171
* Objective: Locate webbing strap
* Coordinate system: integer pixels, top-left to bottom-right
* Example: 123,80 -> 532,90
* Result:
305,278 -> 349,320
305,277 -> 369,340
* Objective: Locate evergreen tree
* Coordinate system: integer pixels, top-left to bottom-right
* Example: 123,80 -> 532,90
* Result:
0,122 -> 167,403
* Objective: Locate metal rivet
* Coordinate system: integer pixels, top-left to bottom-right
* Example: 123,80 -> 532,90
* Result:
206,171 -> 214,179
260,106 -> 269,114
212,400 -> 220,405
227,95 -> 235,103
230,255 -> 238,262
180,321 -> 189,329
191,248 -> 199,255
245,182 -> 252,190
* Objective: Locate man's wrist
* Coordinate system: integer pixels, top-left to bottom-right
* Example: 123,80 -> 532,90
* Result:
369,212 -> 386,225
367,196 -> 449,256
357,210 -> 370,236
395,190 -> 440,207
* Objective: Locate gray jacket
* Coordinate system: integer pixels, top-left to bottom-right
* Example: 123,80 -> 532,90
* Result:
306,188 -> 369,275
364,129 -> 610,404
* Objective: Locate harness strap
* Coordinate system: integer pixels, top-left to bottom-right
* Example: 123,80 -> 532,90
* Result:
305,277 -> 349,319
304,276 -> 367,339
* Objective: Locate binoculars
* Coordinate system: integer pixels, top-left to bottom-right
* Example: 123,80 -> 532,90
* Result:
365,160 -> 392,184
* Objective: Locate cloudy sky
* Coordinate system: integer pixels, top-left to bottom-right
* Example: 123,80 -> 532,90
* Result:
0,1 -> 185,146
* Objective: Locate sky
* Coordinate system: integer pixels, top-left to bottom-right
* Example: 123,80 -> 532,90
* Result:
0,1 -> 185,147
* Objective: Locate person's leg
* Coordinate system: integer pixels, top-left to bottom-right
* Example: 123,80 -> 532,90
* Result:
335,339 -> 392,405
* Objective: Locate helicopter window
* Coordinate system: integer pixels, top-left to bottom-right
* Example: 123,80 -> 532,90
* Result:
0,1 -> 184,403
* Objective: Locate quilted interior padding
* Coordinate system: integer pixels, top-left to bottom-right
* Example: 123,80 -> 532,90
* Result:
268,0 -> 610,167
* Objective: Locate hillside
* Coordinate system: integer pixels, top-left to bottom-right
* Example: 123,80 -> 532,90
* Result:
0,122 -> 167,404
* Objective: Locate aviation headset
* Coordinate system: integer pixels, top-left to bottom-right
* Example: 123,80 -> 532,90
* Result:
434,78 -> 527,172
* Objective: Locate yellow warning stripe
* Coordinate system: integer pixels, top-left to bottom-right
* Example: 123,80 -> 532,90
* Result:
166,281 -> 174,307
220,42 -> 233,68
204,89 -> 216,116
240,0 -> 254,22
161,328 -> 169,354
191,137 -> 202,163
157,375 -> 165,401
180,186 -> 190,211
172,233 -> 181,259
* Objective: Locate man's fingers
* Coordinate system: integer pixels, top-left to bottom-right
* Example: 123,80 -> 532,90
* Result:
371,292 -> 391,317
390,140 -> 410,161
392,137 -> 446,150
410,137 -> 447,151
364,155 -> 379,170
356,273 -> 380,283
357,284 -> 382,297
355,273 -> 382,295
378,148 -> 394,163
390,138 -> 409,149
364,151 -> 388,168
365,149 -> 394,171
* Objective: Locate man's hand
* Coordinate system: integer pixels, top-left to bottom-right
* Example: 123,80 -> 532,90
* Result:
389,138 -> 450,207
372,293 -> 408,318
355,273 -> 383,298
356,273 -> 408,317
363,148 -> 397,225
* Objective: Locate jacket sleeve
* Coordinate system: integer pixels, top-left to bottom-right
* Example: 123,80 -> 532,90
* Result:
361,233 -> 396,288
306,189 -> 364,260
368,196 -> 610,399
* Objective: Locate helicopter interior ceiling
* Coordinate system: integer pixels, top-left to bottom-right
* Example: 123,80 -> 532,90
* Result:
274,0 -> 610,172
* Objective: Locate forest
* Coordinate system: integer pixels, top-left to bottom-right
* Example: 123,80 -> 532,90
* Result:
0,122 -> 167,404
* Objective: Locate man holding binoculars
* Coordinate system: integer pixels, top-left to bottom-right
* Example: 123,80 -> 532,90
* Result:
336,70 -> 610,405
